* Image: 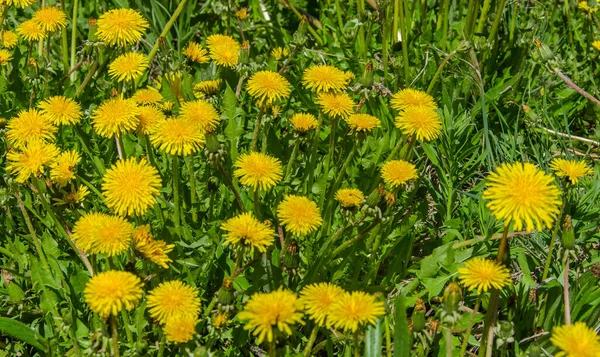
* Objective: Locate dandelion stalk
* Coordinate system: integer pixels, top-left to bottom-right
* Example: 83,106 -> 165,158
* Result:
284,138 -> 300,182
563,255 -> 571,325
15,188 -> 50,271
541,184 -> 569,281
398,0 -> 410,84
353,330 -> 360,357
216,160 -> 246,212
253,188 -> 261,219
303,325 -> 320,357
111,314 -> 120,357
172,155 -> 182,235
115,136 -> 124,159
459,294 -> 481,357
185,156 -> 198,223
268,339 -> 277,357
70,0 -> 79,81
250,107 -> 265,152
306,113 -> 323,194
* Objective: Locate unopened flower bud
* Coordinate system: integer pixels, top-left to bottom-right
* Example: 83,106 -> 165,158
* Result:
561,215 -> 575,249
443,282 -> 461,314
362,61 -> 374,88
239,40 -> 250,64
411,298 -> 426,332
283,239 -> 299,272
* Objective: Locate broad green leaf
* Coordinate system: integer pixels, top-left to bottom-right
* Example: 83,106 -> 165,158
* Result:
365,317 -> 382,357
393,294 -> 410,357
0,317 -> 47,351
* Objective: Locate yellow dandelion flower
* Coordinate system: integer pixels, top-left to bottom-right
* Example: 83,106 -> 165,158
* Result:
277,195 -> 322,236
335,188 -> 365,208
380,160 -> 418,187
316,92 -> 355,119
395,106 -> 442,141
132,87 -> 163,106
108,52 -> 148,82
16,19 -> 47,42
162,101 -> 174,113
271,47 -> 289,61
178,100 -> 220,132
206,34 -> 240,67
457,257 -> 512,294
133,225 -> 174,268
96,8 -> 149,47
91,97 -> 140,138
235,8 -> 249,20
346,113 -> 381,132
328,291 -> 385,332
32,7 -> 68,33
302,65 -> 353,93
0,0 -> 36,8
183,41 -> 209,64
38,96 -> 83,125
0,49 -> 12,65
84,270 -> 143,318
163,314 -> 198,343
150,117 -> 205,155
221,212 -> 275,253
301,283 -> 345,326
550,158 -> 593,184
290,113 -> 318,132
390,88 -> 438,111
233,152 -> 283,190
71,212 -> 134,256
6,140 -> 60,183
147,280 -> 201,324
213,313 -> 230,329
550,322 -> 600,357
593,40 -> 600,51
102,158 -> 162,216
53,185 -> 89,206
484,162 -> 562,231
49,150 -> 81,187
136,105 -> 166,135
193,79 -> 222,97
2,31 -> 19,49
238,289 -> 304,344
5,109 -> 57,149
246,70 -> 291,107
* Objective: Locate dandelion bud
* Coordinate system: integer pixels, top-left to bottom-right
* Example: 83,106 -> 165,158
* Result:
362,61 -> 374,88
204,132 -> 221,153
411,298 -> 426,332
0,118 -> 7,129
283,239 -> 299,272
239,40 -> 250,64
528,344 -> 542,357
533,39 -> 554,62
443,282 -> 461,314
561,215 -> 575,250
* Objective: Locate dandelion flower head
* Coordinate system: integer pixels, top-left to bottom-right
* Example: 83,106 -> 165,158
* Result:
84,270 -> 143,318
380,160 -> 418,188
147,280 -> 201,324
233,152 -> 283,191
457,257 -> 512,294
71,212 -> 134,256
221,212 -> 275,253
301,283 -> 345,326
277,195 -> 322,236
96,8 -> 149,47
38,96 -> 83,125
550,158 -> 593,184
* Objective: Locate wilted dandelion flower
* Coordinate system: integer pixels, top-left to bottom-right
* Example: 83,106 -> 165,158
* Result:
221,212 -> 275,253
328,291 -> 385,332
53,185 -> 89,205
38,96 -> 83,125
193,79 -> 222,97
390,88 -> 438,111
236,8 -> 249,19
16,19 -> 47,41
212,313 -> 230,329
238,289 -> 304,344
0,0 -> 36,8
271,47 -> 289,61
335,188 -> 365,208
550,158 -> 593,184
457,257 -> 511,294
164,315 -> 198,343
50,150 -> 81,187
395,106 -> 442,141
1,31 -> 19,49
302,65 -> 353,93
108,52 -> 148,82
301,283 -> 345,326
91,97 -> 140,138
183,41 -> 209,63
316,92 -> 355,119
132,87 -> 163,105
102,158 -> 162,216
147,280 -> 201,324
550,322 -> 600,357
32,7 -> 68,32
277,195 -> 322,236
150,117 -> 205,155
6,109 -> 57,149
380,160 -> 418,187
178,100 -> 220,132
0,49 -> 12,65
483,162 -> 562,231
6,140 -> 60,183
246,70 -> 291,107
346,113 -> 381,132
234,152 -> 283,190
206,34 -> 240,67
96,8 -> 149,47
133,225 -> 174,268
290,113 -> 318,132
84,270 -> 143,318
136,105 -> 166,135
71,212 -> 134,256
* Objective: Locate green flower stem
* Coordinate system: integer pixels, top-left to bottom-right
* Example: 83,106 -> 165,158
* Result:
385,315 -> 392,357
541,184 -> 569,281
172,155 -> 182,236
476,0 -> 493,33
185,156 -> 198,223
464,0 -> 479,37
60,2 -> 69,70
157,334 -> 166,357
70,0 -> 79,81
334,0 -> 344,30
321,144 -> 356,234
306,113 -> 323,194
440,0 -> 450,51
302,325 -> 320,357
427,49 -> 457,94
353,330 -> 360,357
120,310 -> 133,343
15,188 -> 50,271
284,138 -> 300,182
115,136 -> 124,159
486,0 -> 508,44
563,255 -> 571,325
330,219 -> 380,259
478,224 -> 510,357
253,188 -> 261,219
75,55 -> 98,98
250,107 -> 266,152
398,0 -> 410,84
268,339 -> 277,357
111,315 -> 120,357
216,160 -> 246,212
459,294 -> 481,357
